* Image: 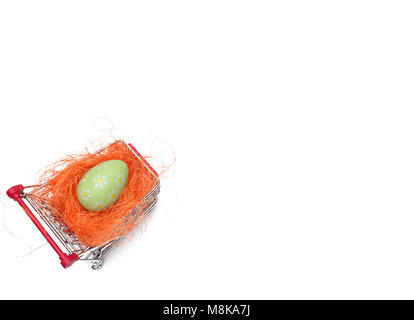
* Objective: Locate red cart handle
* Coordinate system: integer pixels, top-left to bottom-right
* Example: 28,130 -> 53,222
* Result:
6,185 -> 78,268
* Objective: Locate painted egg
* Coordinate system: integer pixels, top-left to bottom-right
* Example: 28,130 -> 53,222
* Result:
76,160 -> 129,211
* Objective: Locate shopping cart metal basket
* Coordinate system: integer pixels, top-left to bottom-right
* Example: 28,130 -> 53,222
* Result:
6,140 -> 160,270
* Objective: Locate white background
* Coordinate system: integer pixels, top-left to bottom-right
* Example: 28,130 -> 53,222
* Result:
0,1 -> 414,299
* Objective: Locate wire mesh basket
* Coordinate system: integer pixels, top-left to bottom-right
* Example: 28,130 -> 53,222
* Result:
6,140 -> 160,270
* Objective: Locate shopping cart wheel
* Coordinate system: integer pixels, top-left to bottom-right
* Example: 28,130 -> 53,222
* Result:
90,259 -> 103,270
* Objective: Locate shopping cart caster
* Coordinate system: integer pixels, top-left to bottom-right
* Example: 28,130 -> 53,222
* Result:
89,259 -> 103,270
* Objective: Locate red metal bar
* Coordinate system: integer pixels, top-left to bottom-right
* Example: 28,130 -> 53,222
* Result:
6,185 -> 78,268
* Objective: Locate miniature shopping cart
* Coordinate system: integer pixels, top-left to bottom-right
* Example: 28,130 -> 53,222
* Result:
6,140 -> 160,270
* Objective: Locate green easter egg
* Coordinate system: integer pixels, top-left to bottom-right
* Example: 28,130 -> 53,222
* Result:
76,160 -> 129,211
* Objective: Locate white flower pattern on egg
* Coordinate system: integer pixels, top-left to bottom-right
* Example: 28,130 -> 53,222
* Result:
95,201 -> 105,210
93,174 -> 108,189
108,189 -> 119,201
81,174 -> 89,183
115,173 -> 125,188
96,163 -> 106,170
77,160 -> 129,212
80,188 -> 92,201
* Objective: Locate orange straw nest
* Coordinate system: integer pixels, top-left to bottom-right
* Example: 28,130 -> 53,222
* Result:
31,141 -> 158,247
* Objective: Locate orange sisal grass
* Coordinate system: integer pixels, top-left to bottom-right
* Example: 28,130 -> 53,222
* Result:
31,141 -> 158,247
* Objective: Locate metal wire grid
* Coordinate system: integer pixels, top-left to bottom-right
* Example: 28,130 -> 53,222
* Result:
24,182 -> 160,260
18,140 -> 160,265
